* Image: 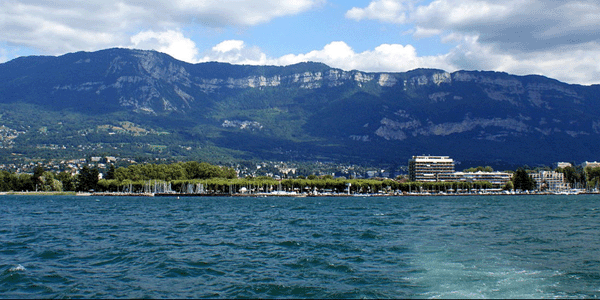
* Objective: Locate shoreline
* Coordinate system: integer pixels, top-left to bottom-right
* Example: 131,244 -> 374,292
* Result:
0,191 -> 78,196
1,191 -> 598,197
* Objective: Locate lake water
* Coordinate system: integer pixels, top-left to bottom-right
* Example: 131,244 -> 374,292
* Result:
1,194 -> 600,298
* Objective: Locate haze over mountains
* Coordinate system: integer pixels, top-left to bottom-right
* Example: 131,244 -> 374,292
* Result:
0,48 -> 598,167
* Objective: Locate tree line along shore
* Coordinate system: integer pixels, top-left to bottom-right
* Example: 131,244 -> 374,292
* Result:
0,161 -> 598,195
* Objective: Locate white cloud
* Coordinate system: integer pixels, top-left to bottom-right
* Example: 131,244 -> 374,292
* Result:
131,30 -> 200,63
211,40 -> 245,53
440,35 -> 600,85
172,0 -> 324,26
2,0 -> 598,85
344,0 -> 600,84
347,0 -> 600,53
0,0 -> 323,55
411,0 -> 517,28
199,40 -> 455,73
199,40 -> 268,65
197,37 -> 600,85
346,0 -> 411,23
412,26 -> 442,38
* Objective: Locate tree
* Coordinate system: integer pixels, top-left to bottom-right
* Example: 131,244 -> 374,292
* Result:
77,166 -> 99,191
57,172 -> 75,191
557,165 -> 586,188
512,168 -> 536,191
15,174 -> 34,191
464,166 -> 494,172
540,180 -> 549,191
39,171 -> 62,191
106,165 -> 116,180
32,166 -> 45,190
586,167 -> 600,188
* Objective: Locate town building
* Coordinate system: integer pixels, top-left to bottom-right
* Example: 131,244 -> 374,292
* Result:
409,155 -> 512,188
439,171 -> 513,189
555,162 -> 572,169
529,171 -> 569,191
582,161 -> 600,169
408,156 -> 455,181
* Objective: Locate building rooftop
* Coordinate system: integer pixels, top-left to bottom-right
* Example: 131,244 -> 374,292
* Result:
409,156 -> 454,163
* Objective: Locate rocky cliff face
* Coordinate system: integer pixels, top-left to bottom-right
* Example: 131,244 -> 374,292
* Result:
369,70 -> 592,143
41,49 -> 414,114
0,48 -> 598,165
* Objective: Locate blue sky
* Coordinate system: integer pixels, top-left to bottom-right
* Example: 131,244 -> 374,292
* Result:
1,0 -> 599,85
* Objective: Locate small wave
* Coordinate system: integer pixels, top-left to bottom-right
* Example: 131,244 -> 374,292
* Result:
9,264 -> 26,272
188,260 -> 213,267
247,283 -> 325,298
205,267 -> 227,276
277,241 -> 302,247
389,245 -> 410,253
344,255 -> 365,263
285,257 -> 326,270
359,231 -> 380,240
163,267 -> 192,278
287,218 -> 306,225
291,205 -> 307,210
38,249 -> 66,260
326,262 -> 355,274
450,221 -> 481,227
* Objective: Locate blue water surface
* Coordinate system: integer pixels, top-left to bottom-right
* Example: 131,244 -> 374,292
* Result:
1,195 -> 600,298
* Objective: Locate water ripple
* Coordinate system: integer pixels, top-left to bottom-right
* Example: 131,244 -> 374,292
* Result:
1,195 -> 600,298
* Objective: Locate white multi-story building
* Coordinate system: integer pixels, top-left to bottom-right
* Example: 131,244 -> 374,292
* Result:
555,162 -> 572,169
529,171 -> 569,191
439,171 -> 513,188
408,156 -> 455,182
409,155 -> 512,188
582,161 -> 600,169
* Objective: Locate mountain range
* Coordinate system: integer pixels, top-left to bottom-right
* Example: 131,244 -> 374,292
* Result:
0,48 -> 599,167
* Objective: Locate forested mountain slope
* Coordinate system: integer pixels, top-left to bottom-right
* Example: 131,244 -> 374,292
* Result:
1,48 -> 598,165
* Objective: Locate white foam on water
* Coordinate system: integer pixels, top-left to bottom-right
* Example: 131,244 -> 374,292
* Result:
9,264 -> 26,272
407,248 -> 557,299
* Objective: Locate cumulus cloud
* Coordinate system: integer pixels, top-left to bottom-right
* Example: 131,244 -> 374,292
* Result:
131,30 -> 200,63
347,0 -> 600,53
172,0 -> 323,27
345,0 -> 600,84
197,37 -> 600,85
199,40 -> 268,65
275,41 -> 454,72
2,0 -> 598,85
199,40 -> 455,74
346,0 -> 411,23
0,0 -> 323,55
443,36 -> 600,85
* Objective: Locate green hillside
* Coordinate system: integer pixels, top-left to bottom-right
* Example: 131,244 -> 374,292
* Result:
0,48 -> 599,166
